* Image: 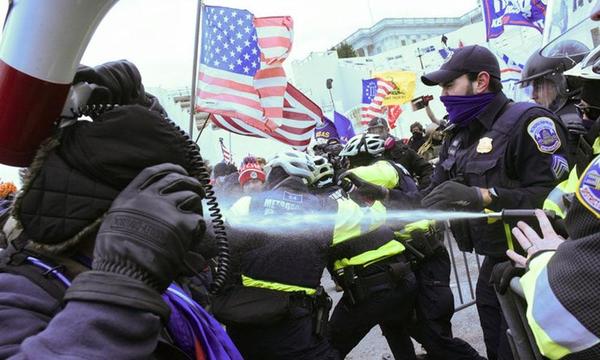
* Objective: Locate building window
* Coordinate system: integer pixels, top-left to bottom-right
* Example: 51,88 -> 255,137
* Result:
357,48 -> 365,57
401,39 -> 406,46
412,39 -> 416,44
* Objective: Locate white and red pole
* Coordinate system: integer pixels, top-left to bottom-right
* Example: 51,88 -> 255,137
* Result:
0,0 -> 118,166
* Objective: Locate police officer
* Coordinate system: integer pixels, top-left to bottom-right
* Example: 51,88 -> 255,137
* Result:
518,41 -> 590,163
338,134 -> 484,360
419,45 -> 569,360
327,134 -> 418,359
368,117 -> 433,189
216,150 -> 339,360
506,167 -> 600,359
543,52 -> 600,219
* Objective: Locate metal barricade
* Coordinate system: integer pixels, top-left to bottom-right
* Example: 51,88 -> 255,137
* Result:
443,223 -> 481,311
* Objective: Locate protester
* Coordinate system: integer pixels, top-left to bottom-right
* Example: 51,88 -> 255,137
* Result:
237,156 -> 266,194
0,60 -> 241,359
408,121 -> 427,152
419,44 -> 569,360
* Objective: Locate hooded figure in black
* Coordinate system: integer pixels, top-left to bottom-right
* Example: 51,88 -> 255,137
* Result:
0,60 -> 241,359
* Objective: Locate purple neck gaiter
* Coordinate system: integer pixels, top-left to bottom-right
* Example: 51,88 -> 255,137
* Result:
440,93 -> 497,127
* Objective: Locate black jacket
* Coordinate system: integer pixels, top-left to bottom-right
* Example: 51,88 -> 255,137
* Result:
384,138 -> 433,189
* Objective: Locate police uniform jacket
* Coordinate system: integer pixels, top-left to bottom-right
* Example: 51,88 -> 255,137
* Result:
429,92 -> 569,257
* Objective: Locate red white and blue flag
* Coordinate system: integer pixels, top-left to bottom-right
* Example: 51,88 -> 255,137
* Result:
219,137 -> 233,164
361,78 -> 396,125
196,6 -> 319,149
210,83 -> 322,150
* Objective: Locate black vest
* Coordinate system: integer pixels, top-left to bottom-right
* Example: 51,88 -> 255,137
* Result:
441,102 -> 544,256
237,178 -> 330,289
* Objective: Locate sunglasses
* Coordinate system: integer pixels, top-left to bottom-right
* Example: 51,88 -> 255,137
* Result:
575,103 -> 600,120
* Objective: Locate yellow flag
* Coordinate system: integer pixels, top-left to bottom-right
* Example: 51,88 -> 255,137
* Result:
373,71 -> 417,106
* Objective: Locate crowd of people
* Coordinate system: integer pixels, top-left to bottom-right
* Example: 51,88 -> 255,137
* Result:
0,4 -> 599,360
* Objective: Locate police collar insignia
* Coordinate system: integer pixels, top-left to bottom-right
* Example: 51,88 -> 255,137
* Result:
576,155 -> 600,218
476,137 -> 493,153
551,155 -> 569,180
527,117 -> 561,154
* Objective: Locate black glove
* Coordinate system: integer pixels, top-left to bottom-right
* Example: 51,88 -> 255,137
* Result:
562,113 -> 587,137
65,163 -> 205,321
338,171 -> 389,202
73,60 -> 149,106
490,261 -> 525,295
421,181 -> 483,211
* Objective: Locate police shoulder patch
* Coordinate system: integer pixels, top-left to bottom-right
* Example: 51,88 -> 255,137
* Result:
551,155 -> 569,180
527,117 -> 561,154
576,155 -> 600,219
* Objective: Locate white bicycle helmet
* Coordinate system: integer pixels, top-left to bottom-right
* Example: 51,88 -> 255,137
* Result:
312,155 -> 334,185
265,150 -> 316,183
339,133 -> 385,157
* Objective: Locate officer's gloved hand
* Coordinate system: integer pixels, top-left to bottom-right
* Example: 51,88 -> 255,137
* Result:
422,180 -> 483,211
65,163 -> 205,321
73,60 -> 150,107
338,171 -> 388,202
490,261 -> 525,295
563,115 -> 587,137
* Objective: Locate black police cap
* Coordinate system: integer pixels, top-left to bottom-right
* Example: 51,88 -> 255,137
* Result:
421,45 -> 501,86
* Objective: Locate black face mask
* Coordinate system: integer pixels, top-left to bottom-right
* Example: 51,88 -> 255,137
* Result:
412,132 -> 423,139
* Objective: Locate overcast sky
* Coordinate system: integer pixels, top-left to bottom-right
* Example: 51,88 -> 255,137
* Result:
82,0 -> 479,88
0,0 -> 479,184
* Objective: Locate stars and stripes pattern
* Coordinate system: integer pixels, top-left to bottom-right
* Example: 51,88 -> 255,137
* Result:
254,16 -> 293,122
210,82 -> 322,150
219,137 -> 233,164
360,78 -> 396,125
196,5 -> 297,139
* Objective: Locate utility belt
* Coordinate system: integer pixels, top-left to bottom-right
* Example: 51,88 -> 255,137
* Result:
335,254 -> 412,306
212,282 -> 332,337
395,227 -> 443,266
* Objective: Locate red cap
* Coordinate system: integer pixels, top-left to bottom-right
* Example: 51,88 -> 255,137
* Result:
238,162 -> 266,186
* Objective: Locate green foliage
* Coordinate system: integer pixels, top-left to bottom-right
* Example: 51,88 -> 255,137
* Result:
336,42 -> 357,58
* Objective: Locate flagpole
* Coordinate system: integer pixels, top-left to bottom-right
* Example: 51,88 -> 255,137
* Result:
189,0 -> 203,136
229,132 -> 233,164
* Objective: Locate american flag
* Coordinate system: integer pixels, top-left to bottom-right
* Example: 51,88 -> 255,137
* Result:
210,82 -> 322,150
219,137 -> 233,164
361,78 -> 396,125
197,6 -> 309,144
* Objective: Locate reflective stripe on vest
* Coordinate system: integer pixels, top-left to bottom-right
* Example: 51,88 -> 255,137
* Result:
349,161 -> 399,189
521,252 -> 600,359
543,168 -> 581,219
241,274 -> 316,295
395,219 -> 433,240
332,198 -> 386,245
333,239 -> 405,271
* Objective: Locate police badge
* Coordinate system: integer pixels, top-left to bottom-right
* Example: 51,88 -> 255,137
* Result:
527,117 -> 561,154
476,137 -> 493,154
576,155 -> 600,218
